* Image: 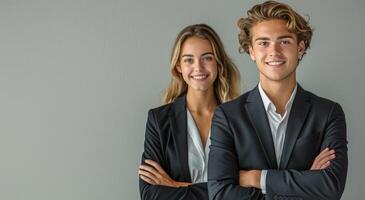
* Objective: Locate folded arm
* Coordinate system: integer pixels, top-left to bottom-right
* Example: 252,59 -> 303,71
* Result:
139,110 -> 208,200
239,103 -> 347,200
265,103 -> 348,200
208,106 -> 264,200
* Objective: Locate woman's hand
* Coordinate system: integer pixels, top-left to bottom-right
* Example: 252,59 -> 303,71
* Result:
139,159 -> 192,188
310,147 -> 336,170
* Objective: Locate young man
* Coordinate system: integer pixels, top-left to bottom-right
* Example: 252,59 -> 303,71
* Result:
208,1 -> 348,200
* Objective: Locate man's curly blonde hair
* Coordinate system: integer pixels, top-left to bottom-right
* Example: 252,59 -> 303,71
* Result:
238,1 -> 313,57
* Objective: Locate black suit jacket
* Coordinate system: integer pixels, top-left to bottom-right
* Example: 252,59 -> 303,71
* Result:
208,85 -> 348,200
139,95 -> 209,200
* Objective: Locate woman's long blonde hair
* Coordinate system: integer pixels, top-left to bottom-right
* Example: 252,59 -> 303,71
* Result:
163,24 -> 240,104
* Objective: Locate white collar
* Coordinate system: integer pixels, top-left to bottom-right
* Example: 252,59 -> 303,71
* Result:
258,82 -> 297,113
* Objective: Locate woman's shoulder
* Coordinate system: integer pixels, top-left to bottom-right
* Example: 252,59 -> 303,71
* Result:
149,102 -> 174,116
148,95 -> 186,119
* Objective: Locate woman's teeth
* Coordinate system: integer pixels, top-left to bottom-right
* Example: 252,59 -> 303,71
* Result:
191,74 -> 208,80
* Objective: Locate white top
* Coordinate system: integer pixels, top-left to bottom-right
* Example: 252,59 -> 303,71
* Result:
258,82 -> 297,194
187,109 -> 211,183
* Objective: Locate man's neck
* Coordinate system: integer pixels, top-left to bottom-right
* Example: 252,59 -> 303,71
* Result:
260,79 -> 296,116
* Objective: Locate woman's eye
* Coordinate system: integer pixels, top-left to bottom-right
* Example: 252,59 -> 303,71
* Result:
183,58 -> 193,64
202,56 -> 213,61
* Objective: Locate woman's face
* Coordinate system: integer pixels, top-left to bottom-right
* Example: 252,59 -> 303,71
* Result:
177,36 -> 218,93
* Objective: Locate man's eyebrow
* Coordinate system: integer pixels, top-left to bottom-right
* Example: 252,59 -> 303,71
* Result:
277,35 -> 295,40
254,35 -> 295,42
254,37 -> 270,42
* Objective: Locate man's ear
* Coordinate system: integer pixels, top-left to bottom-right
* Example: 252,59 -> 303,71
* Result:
298,40 -> 306,59
249,45 -> 256,61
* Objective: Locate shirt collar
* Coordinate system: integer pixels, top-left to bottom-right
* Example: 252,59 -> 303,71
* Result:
258,82 -> 297,113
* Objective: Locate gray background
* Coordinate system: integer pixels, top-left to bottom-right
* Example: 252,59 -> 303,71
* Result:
0,0 -> 363,199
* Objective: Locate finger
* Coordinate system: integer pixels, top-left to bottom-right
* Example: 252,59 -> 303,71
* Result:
311,150 -> 335,170
140,174 -> 157,185
319,147 -> 330,155
311,148 -> 329,170
319,161 -> 331,170
315,150 -> 335,164
314,149 -> 334,165
311,148 -> 329,168
317,153 -> 336,167
314,148 -> 331,162
145,160 -> 167,175
139,169 -> 160,184
139,164 -> 161,178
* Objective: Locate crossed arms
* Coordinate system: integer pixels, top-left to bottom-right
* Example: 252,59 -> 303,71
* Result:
208,103 -> 348,200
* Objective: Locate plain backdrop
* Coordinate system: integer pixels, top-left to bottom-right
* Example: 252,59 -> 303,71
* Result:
0,0 -> 364,199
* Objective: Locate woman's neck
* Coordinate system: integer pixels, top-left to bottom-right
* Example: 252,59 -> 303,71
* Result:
186,88 -> 217,114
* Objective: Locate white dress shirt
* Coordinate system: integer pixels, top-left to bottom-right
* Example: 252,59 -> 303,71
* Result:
187,109 -> 211,183
258,83 -> 297,194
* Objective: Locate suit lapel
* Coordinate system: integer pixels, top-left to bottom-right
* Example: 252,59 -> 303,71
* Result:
279,85 -> 311,169
245,87 -> 278,169
169,95 -> 191,182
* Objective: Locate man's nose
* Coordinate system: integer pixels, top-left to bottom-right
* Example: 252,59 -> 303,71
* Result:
269,42 -> 282,57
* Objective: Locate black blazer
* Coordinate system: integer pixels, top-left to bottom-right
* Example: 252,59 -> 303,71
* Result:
139,95 -> 209,200
208,85 -> 348,200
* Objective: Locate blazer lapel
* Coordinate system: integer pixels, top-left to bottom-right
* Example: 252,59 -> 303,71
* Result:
245,87 -> 278,169
169,95 -> 191,182
279,85 -> 311,169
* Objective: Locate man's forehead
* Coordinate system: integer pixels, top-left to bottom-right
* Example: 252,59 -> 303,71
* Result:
251,20 -> 296,40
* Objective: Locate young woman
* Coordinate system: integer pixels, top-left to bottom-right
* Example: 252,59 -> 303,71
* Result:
138,24 -> 240,200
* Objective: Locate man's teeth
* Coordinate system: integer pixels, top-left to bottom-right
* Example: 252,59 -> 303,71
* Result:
192,75 -> 208,80
267,61 -> 285,66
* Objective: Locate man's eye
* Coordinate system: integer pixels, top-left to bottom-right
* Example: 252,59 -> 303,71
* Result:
281,40 -> 290,45
258,41 -> 268,46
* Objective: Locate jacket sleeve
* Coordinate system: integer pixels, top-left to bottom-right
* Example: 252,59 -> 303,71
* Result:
266,103 -> 348,200
208,106 -> 264,200
139,109 -> 209,200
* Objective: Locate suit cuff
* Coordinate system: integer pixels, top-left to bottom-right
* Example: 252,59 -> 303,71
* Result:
260,170 -> 267,194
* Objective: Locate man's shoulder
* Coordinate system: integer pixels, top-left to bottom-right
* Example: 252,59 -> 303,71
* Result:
301,88 -> 343,115
218,90 -> 251,112
303,89 -> 339,107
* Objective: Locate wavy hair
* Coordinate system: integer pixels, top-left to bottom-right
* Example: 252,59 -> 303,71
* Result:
163,24 -> 240,104
237,1 -> 313,57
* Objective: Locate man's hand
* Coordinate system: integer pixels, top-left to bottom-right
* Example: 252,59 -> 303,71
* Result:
139,159 -> 192,188
239,170 -> 261,188
311,147 -> 336,170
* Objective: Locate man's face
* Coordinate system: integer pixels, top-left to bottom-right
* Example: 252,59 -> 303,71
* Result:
249,19 -> 305,84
